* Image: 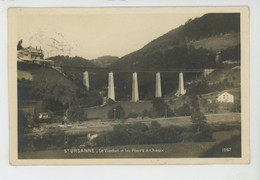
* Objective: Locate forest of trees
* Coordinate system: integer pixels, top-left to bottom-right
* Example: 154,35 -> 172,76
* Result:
187,78 -> 235,95
220,44 -> 241,62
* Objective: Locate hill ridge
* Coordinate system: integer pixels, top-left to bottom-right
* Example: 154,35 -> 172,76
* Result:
111,13 -> 240,69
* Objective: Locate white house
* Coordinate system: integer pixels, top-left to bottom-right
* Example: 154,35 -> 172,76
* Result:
217,92 -> 234,103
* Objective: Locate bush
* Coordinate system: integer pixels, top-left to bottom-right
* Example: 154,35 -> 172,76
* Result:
30,127 -> 65,151
147,126 -> 183,144
206,101 -> 219,113
231,99 -> 241,112
179,132 -> 194,142
42,95 -> 66,112
191,111 -> 207,133
94,123 -> 190,147
18,111 -> 29,152
176,103 -> 191,116
150,121 -> 161,129
67,105 -> 86,122
192,124 -> 214,142
151,98 -> 174,117
106,98 -> 116,105
107,105 -> 125,120
127,112 -> 139,118
141,109 -> 153,118
93,120 -> 215,148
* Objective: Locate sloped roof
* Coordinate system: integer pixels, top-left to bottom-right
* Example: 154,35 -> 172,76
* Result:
218,91 -> 233,97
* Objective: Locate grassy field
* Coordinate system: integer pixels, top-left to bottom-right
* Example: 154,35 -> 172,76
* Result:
27,112 -> 241,151
189,32 -> 240,51
18,130 -> 240,159
59,112 -> 240,134
18,112 -> 241,159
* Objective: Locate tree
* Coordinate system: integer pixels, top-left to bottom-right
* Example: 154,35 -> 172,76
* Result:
42,95 -> 65,112
190,95 -> 200,112
18,111 -> 29,152
107,105 -> 125,120
176,103 -> 191,116
151,98 -> 173,117
231,99 -> 241,112
207,101 -> 219,113
17,39 -> 24,50
185,18 -> 192,25
191,111 -> 207,132
67,105 -> 86,122
190,95 -> 208,133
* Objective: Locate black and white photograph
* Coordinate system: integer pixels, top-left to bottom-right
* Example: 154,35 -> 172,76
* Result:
8,7 -> 250,164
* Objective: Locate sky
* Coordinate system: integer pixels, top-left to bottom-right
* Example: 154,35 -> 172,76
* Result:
18,11 -> 204,60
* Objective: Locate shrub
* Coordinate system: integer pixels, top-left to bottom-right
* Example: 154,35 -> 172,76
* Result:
231,99 -> 241,112
31,127 -> 65,151
141,109 -> 153,118
42,95 -> 65,112
192,124 -> 214,142
94,123 -> 190,147
150,121 -> 161,129
191,111 -> 207,133
128,122 -> 149,132
151,98 -> 174,117
67,105 -> 86,122
206,101 -> 219,113
107,105 -> 125,120
93,131 -> 117,147
179,132 -> 194,142
127,112 -> 139,118
106,98 -> 116,105
93,120 -> 214,147
150,126 -> 183,144
18,111 -> 29,152
176,103 -> 191,116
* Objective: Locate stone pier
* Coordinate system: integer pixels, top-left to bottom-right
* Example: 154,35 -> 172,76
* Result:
155,72 -> 162,98
176,72 -> 186,96
132,72 -> 139,102
83,71 -> 89,91
108,72 -> 115,101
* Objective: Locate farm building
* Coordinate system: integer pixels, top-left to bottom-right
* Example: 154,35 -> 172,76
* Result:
38,112 -> 49,120
217,92 -> 234,103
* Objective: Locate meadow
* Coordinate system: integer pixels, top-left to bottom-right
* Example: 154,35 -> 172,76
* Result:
19,129 -> 241,159
18,112 -> 241,159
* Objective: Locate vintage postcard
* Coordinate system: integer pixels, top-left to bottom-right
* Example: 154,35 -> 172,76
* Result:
9,7 -> 250,165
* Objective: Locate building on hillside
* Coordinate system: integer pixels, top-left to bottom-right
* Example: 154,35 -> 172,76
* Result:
18,46 -> 44,61
217,92 -> 234,103
17,46 -> 54,66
